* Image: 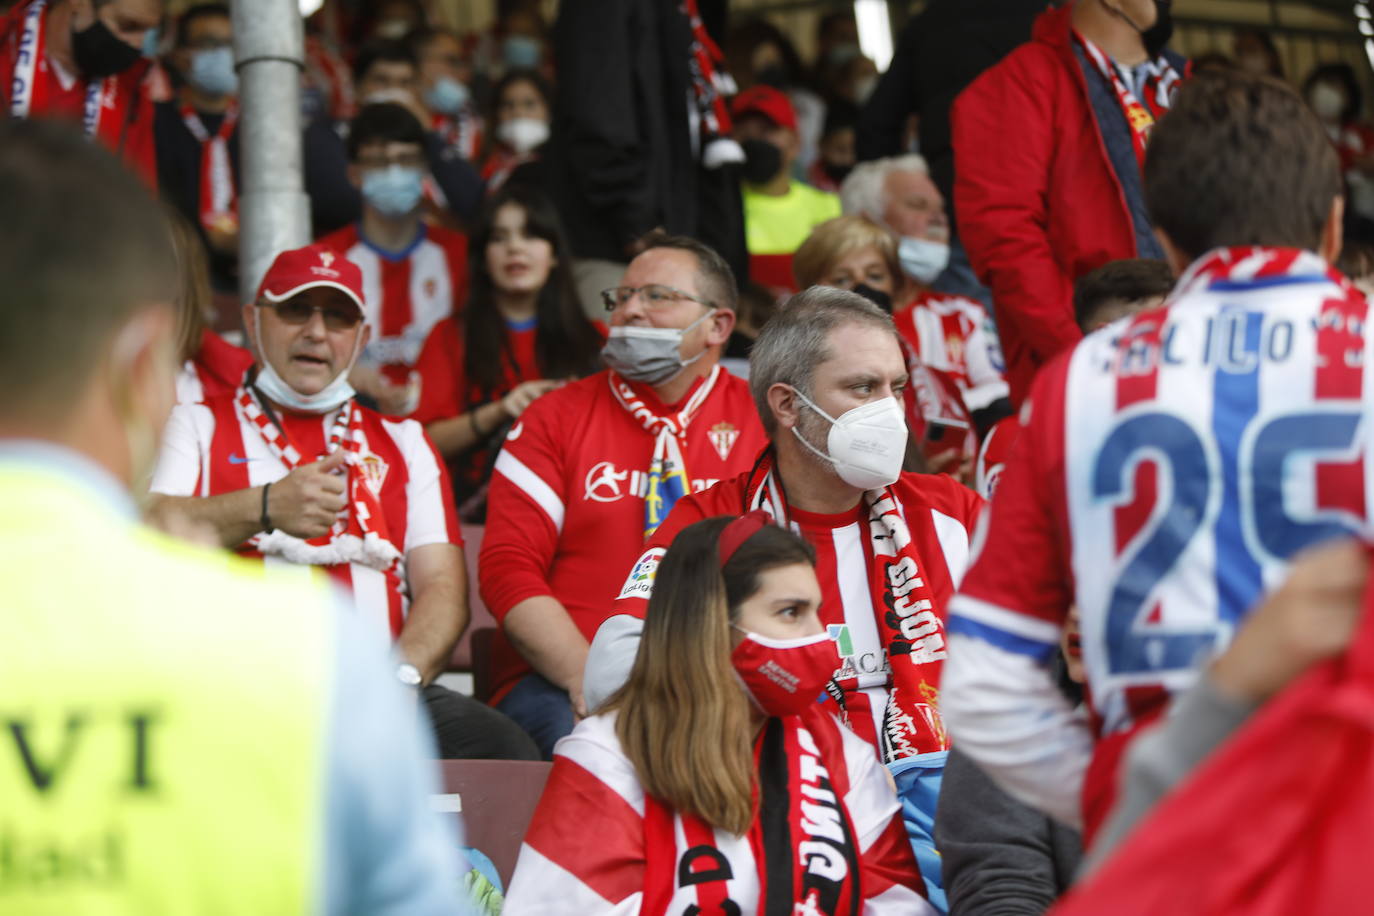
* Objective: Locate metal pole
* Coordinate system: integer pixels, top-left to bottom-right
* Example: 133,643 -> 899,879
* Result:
232,0 -> 310,306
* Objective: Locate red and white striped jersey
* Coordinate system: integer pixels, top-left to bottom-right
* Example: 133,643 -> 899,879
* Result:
945,246 -> 1374,834
477,367 -> 766,701
316,223 -> 470,386
613,463 -> 982,761
505,709 -> 931,915
894,290 -> 1009,417
973,414 -> 1020,500
150,394 -> 461,646
174,329 -> 254,405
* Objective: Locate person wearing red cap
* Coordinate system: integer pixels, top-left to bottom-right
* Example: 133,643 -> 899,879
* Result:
732,84 -> 841,297
506,513 -> 933,915
0,0 -> 162,186
148,242 -> 538,762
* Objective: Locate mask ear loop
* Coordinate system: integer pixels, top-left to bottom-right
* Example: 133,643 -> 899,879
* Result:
107,314 -> 170,498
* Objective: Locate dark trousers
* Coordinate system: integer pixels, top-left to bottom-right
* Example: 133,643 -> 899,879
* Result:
493,673 -> 576,761
422,684 -> 540,761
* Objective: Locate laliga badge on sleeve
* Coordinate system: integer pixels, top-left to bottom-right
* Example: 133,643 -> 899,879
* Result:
617,547 -> 665,600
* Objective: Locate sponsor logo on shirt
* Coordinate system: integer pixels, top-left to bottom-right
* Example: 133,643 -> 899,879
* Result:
584,460 -> 719,503
826,623 -> 891,682
616,547 -> 665,600
585,461 -> 630,502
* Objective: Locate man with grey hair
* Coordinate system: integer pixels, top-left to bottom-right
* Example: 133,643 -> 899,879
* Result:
586,285 -> 984,908
842,154 -> 952,288
842,155 -> 1013,448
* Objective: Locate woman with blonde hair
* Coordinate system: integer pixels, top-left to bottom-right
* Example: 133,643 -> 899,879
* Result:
166,206 -> 252,404
505,512 -> 932,915
793,213 -> 905,306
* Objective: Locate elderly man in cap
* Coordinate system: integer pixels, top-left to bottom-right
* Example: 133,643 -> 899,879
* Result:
149,243 -> 537,761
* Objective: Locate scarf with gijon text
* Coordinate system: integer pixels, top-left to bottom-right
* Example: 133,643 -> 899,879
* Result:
748,452 -> 951,763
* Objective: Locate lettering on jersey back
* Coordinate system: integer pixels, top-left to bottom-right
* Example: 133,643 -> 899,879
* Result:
2,709 -> 160,891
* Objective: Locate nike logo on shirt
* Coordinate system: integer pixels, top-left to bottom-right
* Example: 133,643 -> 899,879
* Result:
228,453 -> 256,465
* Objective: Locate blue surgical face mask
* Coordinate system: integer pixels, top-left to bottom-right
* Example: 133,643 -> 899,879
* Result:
187,46 -> 238,98
503,34 -> 542,70
142,27 -> 161,59
361,165 -> 424,218
897,236 -> 951,285
424,75 -> 469,115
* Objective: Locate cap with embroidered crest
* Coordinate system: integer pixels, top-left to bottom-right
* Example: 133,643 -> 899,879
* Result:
255,244 -> 367,317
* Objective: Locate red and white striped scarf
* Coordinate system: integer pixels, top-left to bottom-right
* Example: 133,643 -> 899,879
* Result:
7,0 -> 137,147
181,102 -> 237,236
681,0 -> 741,168
748,453 -> 950,762
1173,245 -> 1349,298
235,385 -> 402,573
1075,32 -> 1182,172
610,366 -> 721,536
641,714 -> 862,916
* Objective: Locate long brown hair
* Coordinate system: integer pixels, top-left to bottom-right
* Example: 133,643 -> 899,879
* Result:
461,184 -> 601,404
605,516 -> 816,836
164,205 -> 213,363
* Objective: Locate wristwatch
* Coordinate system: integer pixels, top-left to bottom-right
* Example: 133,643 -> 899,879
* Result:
396,662 -> 423,689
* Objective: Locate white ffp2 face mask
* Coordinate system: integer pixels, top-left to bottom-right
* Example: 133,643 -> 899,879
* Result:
790,388 -> 908,490
496,117 -> 550,155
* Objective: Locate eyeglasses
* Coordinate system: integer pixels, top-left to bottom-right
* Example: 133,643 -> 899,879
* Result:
601,284 -> 715,313
261,300 -> 363,331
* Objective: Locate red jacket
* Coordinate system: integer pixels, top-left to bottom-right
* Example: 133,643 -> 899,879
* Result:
952,3 -> 1138,405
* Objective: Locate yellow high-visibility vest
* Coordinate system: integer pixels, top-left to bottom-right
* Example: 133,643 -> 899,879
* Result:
742,181 -> 842,255
0,463 -> 333,914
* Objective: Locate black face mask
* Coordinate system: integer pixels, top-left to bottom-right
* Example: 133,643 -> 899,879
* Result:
755,65 -> 789,89
850,283 -> 892,313
821,160 -> 853,184
72,17 -> 144,79
1140,0 -> 1174,60
740,138 -> 783,186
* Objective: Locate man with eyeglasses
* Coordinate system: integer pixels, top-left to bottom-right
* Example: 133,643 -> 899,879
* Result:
477,232 -> 767,758
318,102 -> 470,418
148,243 -> 539,763
154,3 -> 240,293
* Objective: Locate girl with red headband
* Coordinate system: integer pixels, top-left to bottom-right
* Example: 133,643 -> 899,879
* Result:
504,512 -> 932,915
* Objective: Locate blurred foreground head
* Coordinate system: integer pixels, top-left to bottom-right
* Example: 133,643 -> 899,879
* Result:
0,118 -> 178,487
1145,68 -> 1344,268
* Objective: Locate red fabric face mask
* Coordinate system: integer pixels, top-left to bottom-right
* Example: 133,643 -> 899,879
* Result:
730,629 -> 839,718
